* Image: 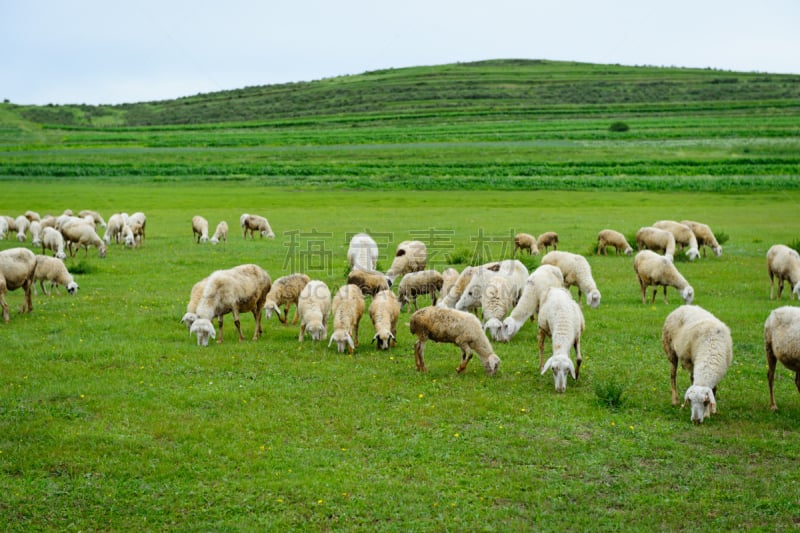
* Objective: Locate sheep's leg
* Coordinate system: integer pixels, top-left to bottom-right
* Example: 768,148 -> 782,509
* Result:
765,342 -> 779,410
279,305 -> 289,325
217,316 -> 224,344
777,277 -> 785,299
662,286 -> 669,305
574,338 -> 582,380
353,322 -> 360,348
252,309 -> 262,340
290,305 -> 300,325
638,277 -> 647,304
414,339 -> 427,372
232,310 -> 245,342
20,281 -> 33,314
0,290 -> 9,323
456,347 -> 473,373
299,323 -> 306,342
650,287 -> 658,305
537,328 -> 546,370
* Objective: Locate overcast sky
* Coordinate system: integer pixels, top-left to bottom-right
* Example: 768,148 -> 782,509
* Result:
3,0 -> 799,105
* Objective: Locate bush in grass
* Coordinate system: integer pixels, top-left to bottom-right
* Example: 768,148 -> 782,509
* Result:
609,121 -> 630,133
594,379 -> 626,409
714,230 -> 730,246
789,239 -> 800,255
68,260 -> 96,275
447,248 -> 472,265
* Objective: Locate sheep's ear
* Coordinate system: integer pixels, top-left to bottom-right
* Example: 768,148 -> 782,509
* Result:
273,305 -> 282,318
328,336 -> 335,347
347,335 -> 355,351
372,334 -> 378,343
389,332 -> 396,341
568,359 -> 576,380
541,358 -> 553,375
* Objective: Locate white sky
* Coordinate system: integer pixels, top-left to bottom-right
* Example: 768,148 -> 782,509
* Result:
3,0 -> 799,105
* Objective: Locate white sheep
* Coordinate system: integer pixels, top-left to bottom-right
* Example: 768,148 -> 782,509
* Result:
328,284 -> 366,353
482,275 -> 515,342
596,229 -> 633,256
437,266 -> 477,308
653,220 -> 700,261
0,217 -> 8,240
662,305 -> 733,424
346,269 -> 390,297
635,226 -> 676,261
369,289 -> 401,350
41,227 -> 67,259
240,213 -> 275,239
14,215 -> 29,242
263,273 -> 311,325
61,222 -> 107,258
536,231 -> 559,253
513,232 -> 539,256
397,269 -> 444,311
0,247 -> 37,323
633,250 -> 694,305
297,280 -> 332,342
78,210 -> 106,228
29,221 -> 43,247
189,264 -> 272,346
454,259 -> 528,313
128,212 -> 147,245
766,244 -> 800,300
409,306 -> 500,375
540,251 -> 601,309
104,213 -> 125,244
765,306 -> 800,411
502,264 -> 565,342
681,220 -> 723,257
537,287 -> 585,393
347,233 -> 379,272
210,221 -> 228,245
180,277 -> 208,331
39,215 -> 56,229
439,268 -> 460,303
192,215 -> 210,243
385,240 -> 427,283
32,255 -> 78,296
24,210 -> 41,222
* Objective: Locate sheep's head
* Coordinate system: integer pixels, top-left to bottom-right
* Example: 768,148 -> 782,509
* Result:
180,312 -> 198,330
586,289 -> 602,309
541,354 -> 576,393
372,330 -> 395,350
328,330 -> 354,353
624,246 -> 633,256
17,232 -> 26,242
501,317 -> 521,341
56,251 -> 67,260
484,318 -> 507,343
683,385 -> 716,424
66,281 -> 79,295
210,237 -> 219,245
482,354 -> 501,376
681,286 -> 695,305
200,235 -> 208,243
713,246 -> 723,257
190,318 -> 216,346
686,248 -> 700,261
792,281 -> 800,300
307,323 -> 327,342
99,245 -> 107,258
263,301 -> 281,320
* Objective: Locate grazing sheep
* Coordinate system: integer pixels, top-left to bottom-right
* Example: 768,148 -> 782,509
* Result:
454,259 -> 528,313
78,210 -> 106,228
263,273 -> 311,325
765,306 -> 800,411
766,244 -> 800,300
14,215 -> 29,242
633,250 -> 694,305
636,226 -> 676,261
541,251 -> 601,308
33,255 -> 78,296
681,220 -> 723,257
537,287 -> 585,393
189,264 -> 272,346
536,231 -> 559,253
347,233 -> 379,272
502,264 -> 564,342
653,220 -> 700,261
39,215 -> 56,229
328,284 -> 366,353
192,216 -> 210,243
437,266 -> 477,309
409,306 -> 500,375
597,229 -> 633,256
24,210 -> 41,222
61,222 -> 107,258
369,289 -> 401,350
0,217 -> 8,240
481,275 -> 516,342
127,212 -> 147,245
513,232 -> 539,256
41,227 -> 67,259
397,269 -> 444,311
210,221 -> 228,245
104,213 -> 125,244
386,240 -> 427,283
662,305 -> 733,424
29,221 -> 43,247
439,268 -> 459,303
346,269 -> 390,297
297,280 -> 332,342
180,277 -> 208,331
0,247 -> 37,323
240,213 -> 275,239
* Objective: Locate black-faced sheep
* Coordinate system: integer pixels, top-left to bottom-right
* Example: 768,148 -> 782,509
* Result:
328,284 -> 366,354
766,244 -> 800,300
397,269 -> 444,312
297,280 -> 332,342
33,255 -> 78,296
541,251 -> 601,309
192,216 -> 210,243
0,247 -> 37,323
386,240 -> 427,283
240,213 -> 275,240
513,232 -> 539,256
369,289 -> 400,350
633,250 -> 694,305
597,229 -> 633,256
348,233 -> 379,272
263,273 -> 311,325
765,306 -> 800,411
537,287 -> 585,393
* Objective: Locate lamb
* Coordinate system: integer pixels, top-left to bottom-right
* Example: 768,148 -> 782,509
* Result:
189,264 -> 272,346
32,255 -> 78,296
192,215 -> 210,243
653,220 -> 700,261
513,232 -> 539,256
180,277 -> 208,331
347,233 -> 379,272
766,244 -> 800,300
346,269 -> 390,297
541,251 -> 601,308
501,264 -> 564,342
29,221 -> 43,247
297,280 -> 332,342
662,305 -> 733,424
210,221 -> 228,245
263,273 -> 311,325
14,215 -> 29,242
537,287 -> 585,393
328,284 -> 366,353
454,259 -> 528,313
633,250 -> 694,305
596,229 -> 633,256
397,269 -> 444,312
765,306 -> 800,411
386,240 -> 427,283
78,210 -> 106,228
0,247 -> 37,323
369,289 -> 401,350
409,306 -> 500,375
104,213 -> 125,244
240,213 -> 275,239
61,222 -> 107,258
41,227 -> 67,259
681,220 -> 723,257
481,275 -> 516,343
536,231 -> 559,253
635,226 -> 676,261
437,266 -> 477,308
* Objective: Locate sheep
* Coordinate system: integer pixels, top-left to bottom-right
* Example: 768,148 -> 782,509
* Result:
409,306 -> 500,375
78,209 -> 106,228
328,284 -> 366,353
189,264 -> 272,346
536,231 -> 559,253
397,269 -> 444,312
0,247 -> 37,323
128,212 -> 147,245
765,306 -> 800,411
347,233 -> 379,272
0,217 -> 8,240
482,275 -> 516,342
14,215 -> 29,242
633,250 -> 694,305
766,244 -> 800,300
104,213 -> 125,244
346,269 -> 390,297
681,220 -> 723,257
385,240 -> 427,283
502,264 -> 564,342
437,266 -> 477,308
32,255 -> 78,296
41,227 -> 67,259
297,280 -> 332,342
210,221 -> 228,245
635,226 -> 676,261
454,259 -> 528,313
192,215 -> 210,243
597,229 -> 633,256
541,251 -> 601,309
662,304 -> 733,424
240,213 -> 275,239
61,222 -> 107,258
29,221 -> 43,247
180,277 -> 208,331
537,287 -> 585,393
39,215 -> 56,229
24,210 -> 41,222
369,289 -> 401,350
439,268 -> 460,303
653,220 -> 700,261
263,273 -> 311,325
513,232 -> 539,256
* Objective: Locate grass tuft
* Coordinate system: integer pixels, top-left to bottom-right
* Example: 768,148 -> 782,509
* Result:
594,379 -> 626,409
